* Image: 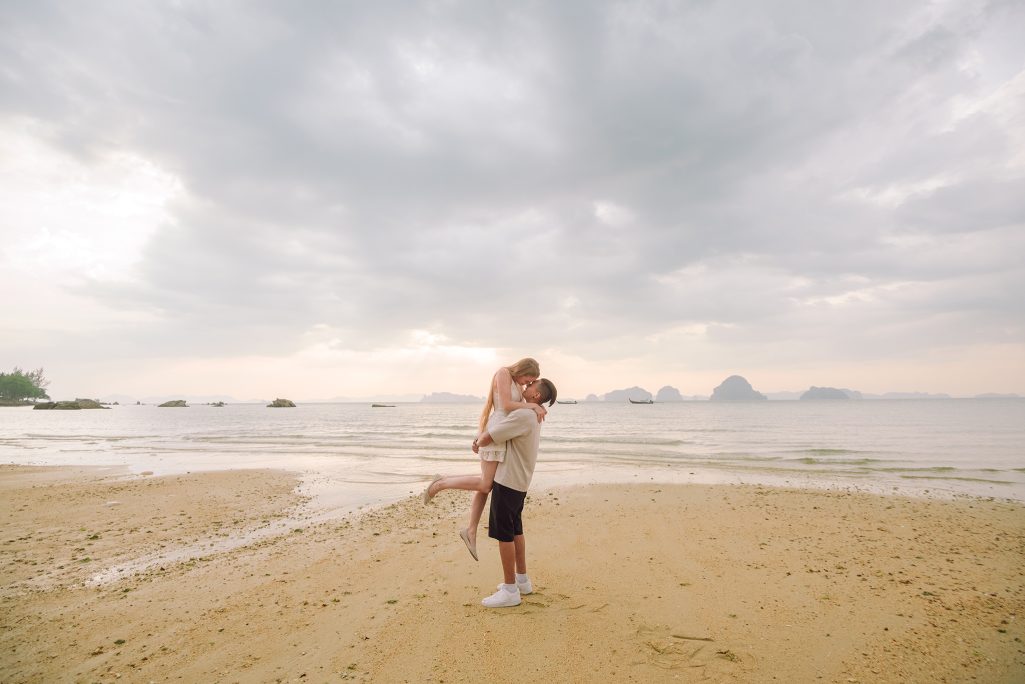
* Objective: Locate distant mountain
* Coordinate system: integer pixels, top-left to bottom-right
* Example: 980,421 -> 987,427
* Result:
98,394 -> 141,405
800,386 -> 853,401
655,386 -> 684,402
420,392 -> 483,403
710,375 -> 766,401
139,394 -> 255,405
862,392 -> 952,399
770,388 -> 956,400
322,394 -> 422,403
585,390 -> 707,401
764,391 -> 803,400
602,386 -> 653,402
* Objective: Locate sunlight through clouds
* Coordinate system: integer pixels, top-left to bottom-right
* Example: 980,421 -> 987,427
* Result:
0,118 -> 183,281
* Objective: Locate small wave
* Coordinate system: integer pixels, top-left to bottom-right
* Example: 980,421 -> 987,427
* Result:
797,448 -> 864,456
418,431 -> 475,439
792,457 -> 880,466
189,433 -> 319,442
546,435 -> 689,447
23,433 -> 147,442
710,452 -> 783,462
899,474 -> 1012,485
411,424 -> 470,433
878,466 -> 957,473
0,440 -> 49,450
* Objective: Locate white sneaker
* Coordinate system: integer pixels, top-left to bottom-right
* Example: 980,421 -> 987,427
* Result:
482,586 -> 521,608
497,579 -> 533,595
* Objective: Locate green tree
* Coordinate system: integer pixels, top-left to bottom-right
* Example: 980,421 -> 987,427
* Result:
0,367 -> 51,402
24,367 -> 50,394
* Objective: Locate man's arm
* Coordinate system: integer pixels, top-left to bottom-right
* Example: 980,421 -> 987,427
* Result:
473,408 -> 537,452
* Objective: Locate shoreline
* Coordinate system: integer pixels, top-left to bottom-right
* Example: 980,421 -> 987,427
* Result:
2,465 -> 1023,682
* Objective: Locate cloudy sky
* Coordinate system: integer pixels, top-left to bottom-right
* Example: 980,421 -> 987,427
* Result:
2,1 -> 1023,401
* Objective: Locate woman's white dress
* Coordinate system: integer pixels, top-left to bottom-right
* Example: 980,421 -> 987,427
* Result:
478,380 -> 521,462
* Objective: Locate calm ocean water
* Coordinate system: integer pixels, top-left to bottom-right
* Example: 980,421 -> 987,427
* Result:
1,400 -> 1023,511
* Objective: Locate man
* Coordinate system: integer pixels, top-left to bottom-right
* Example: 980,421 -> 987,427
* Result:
473,378 -> 557,608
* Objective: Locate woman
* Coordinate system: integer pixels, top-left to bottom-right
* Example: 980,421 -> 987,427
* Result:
423,357 -> 547,560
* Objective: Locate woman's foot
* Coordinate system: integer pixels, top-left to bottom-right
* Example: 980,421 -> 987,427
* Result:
422,476 -> 442,504
459,528 -> 478,561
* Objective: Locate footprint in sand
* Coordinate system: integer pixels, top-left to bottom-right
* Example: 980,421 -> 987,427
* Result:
519,591 -> 612,614
631,623 -> 744,672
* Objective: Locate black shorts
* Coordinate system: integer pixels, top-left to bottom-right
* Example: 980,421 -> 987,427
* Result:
488,481 -> 526,542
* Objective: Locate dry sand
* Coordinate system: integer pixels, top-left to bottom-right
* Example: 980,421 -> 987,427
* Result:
1,465 -> 1023,683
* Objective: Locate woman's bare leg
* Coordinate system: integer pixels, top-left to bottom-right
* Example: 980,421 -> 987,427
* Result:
465,460 -> 498,547
427,460 -> 497,498
424,461 -> 497,561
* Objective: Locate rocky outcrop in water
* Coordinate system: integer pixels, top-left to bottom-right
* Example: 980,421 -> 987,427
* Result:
710,376 -> 766,401
267,398 -> 296,407
603,387 -> 652,402
158,400 -> 188,408
33,399 -> 110,410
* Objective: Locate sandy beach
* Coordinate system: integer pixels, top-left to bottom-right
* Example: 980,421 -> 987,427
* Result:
1,465 -> 1023,682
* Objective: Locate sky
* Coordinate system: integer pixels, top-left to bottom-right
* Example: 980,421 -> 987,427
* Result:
2,0 -> 1024,401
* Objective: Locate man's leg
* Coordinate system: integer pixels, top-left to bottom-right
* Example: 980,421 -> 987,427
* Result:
499,540 -> 516,585
482,483 -> 522,608
514,534 -> 526,575
513,533 -> 533,594
482,540 -> 521,608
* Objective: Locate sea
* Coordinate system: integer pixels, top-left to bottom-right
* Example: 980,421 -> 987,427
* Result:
2,400 -> 1024,514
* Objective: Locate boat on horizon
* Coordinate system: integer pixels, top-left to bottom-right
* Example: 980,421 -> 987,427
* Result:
628,398 -> 654,404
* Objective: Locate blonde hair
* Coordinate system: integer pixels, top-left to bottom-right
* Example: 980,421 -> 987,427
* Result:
478,357 -> 540,431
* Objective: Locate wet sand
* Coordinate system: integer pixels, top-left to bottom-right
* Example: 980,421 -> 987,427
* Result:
1,465 -> 1023,682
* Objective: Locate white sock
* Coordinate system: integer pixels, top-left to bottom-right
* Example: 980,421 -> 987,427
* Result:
515,573 -> 529,584
502,583 -> 518,593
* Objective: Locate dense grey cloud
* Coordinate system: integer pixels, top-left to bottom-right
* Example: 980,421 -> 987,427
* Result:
1,0 -> 1023,394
